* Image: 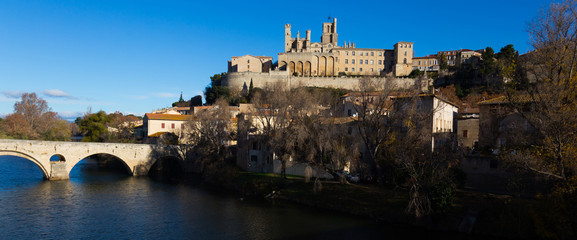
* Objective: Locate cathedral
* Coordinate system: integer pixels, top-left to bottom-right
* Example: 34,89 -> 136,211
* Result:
277,18 -> 414,77
224,18 -> 419,91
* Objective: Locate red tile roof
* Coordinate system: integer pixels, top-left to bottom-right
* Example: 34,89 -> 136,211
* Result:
145,113 -> 191,121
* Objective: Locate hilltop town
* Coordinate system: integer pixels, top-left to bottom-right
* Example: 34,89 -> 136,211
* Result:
1,2 -> 576,238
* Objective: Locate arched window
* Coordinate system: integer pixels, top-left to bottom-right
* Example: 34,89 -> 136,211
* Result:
403,58 -> 407,64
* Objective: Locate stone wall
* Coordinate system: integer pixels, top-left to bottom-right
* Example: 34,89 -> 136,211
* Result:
222,71 -> 429,91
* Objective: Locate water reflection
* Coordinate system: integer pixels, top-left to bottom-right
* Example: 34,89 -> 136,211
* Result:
0,156 -> 471,239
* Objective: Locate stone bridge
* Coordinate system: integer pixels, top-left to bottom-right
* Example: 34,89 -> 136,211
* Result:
0,139 -> 186,180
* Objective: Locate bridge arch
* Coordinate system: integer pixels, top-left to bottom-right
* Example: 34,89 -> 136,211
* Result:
71,153 -> 133,176
148,155 -> 185,180
0,150 -> 49,179
50,154 -> 66,162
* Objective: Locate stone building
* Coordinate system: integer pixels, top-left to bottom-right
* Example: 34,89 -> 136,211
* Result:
142,113 -> 190,143
223,18 -> 428,92
457,106 -> 479,151
392,94 -> 459,151
413,55 -> 439,71
228,55 -> 273,73
277,18 -> 413,77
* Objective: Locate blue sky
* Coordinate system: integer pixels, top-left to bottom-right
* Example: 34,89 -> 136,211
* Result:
0,0 -> 552,119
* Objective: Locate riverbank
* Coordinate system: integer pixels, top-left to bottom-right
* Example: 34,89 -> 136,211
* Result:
195,168 -> 538,239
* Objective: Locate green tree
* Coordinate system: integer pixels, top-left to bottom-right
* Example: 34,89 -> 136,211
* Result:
496,44 -> 519,81
78,111 -> 111,142
204,72 -> 233,105
438,53 -> 449,70
190,95 -> 203,107
480,47 -> 497,78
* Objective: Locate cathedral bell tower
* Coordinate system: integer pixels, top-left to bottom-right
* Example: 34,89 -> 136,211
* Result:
321,18 -> 338,45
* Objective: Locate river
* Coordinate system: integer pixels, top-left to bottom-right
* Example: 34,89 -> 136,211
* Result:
0,155 -> 467,239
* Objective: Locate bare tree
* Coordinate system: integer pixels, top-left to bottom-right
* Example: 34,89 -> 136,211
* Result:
249,83 -> 298,178
289,88 -> 359,185
3,92 -> 70,140
388,93 -> 459,218
183,98 -> 234,173
505,0 -> 577,181
352,77 -> 397,181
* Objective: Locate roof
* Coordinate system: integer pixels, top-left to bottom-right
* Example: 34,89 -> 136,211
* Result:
478,95 -> 536,105
145,113 -> 191,121
148,132 -> 169,137
392,93 -> 460,107
342,91 -> 389,98
333,47 -> 389,51
413,55 -> 438,59
231,55 -> 273,59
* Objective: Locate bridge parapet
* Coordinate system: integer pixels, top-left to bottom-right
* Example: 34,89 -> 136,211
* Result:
0,139 -> 184,180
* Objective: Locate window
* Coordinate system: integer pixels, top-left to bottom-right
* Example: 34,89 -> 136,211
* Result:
346,51 -> 348,56
352,68 -> 355,71
171,123 -> 175,129
365,60 -> 368,64
250,155 -> 258,162
345,59 -> 348,64
378,60 -> 382,64
352,51 -> 355,56
347,109 -> 352,116
359,68 -> 363,72
403,58 -> 407,64
252,141 -> 259,150
360,52 -> 363,56
404,51 -> 407,56
379,52 -> 382,56
378,68 -> 382,71
345,67 -> 348,71
352,59 -> 355,64
359,59 -> 362,64
371,52 -> 374,56
371,68 -> 374,72
463,130 -> 468,138
370,60 -> 374,64
161,123 -> 165,129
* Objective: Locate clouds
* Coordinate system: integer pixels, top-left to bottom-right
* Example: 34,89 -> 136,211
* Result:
1,91 -> 24,99
2,89 -> 77,100
42,89 -> 77,99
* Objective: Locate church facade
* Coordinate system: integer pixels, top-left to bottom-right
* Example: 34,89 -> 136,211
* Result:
278,18 -> 414,77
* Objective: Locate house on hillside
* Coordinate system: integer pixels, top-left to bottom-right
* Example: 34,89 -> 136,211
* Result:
142,113 -> 190,143
457,106 -> 480,151
392,94 -> 459,151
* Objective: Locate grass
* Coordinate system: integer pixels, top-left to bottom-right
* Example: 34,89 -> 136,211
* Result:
225,171 -> 540,238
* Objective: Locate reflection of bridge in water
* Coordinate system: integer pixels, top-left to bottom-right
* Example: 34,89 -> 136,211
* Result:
0,139 -> 185,180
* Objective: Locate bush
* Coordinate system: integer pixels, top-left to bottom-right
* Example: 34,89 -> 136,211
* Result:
429,179 -> 455,212
449,167 -> 467,189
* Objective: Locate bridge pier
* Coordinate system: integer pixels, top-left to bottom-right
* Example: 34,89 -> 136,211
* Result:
49,162 -> 69,180
132,164 -> 150,177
